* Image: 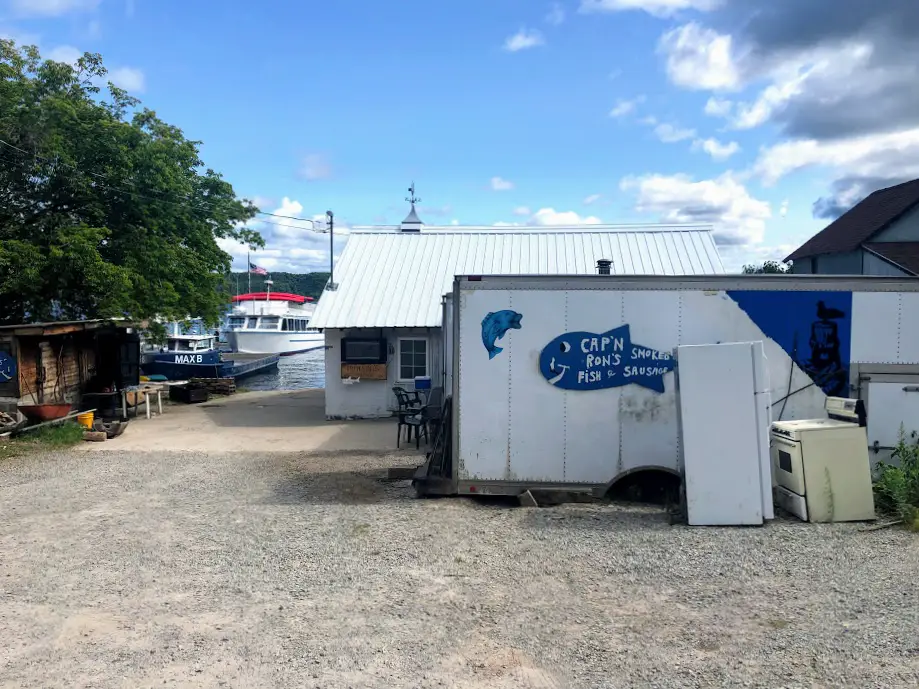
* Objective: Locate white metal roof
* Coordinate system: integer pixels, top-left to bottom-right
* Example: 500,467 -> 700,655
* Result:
310,224 -> 725,329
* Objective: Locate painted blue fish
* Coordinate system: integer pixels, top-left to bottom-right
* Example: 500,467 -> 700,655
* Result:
481,310 -> 523,359
538,324 -> 674,392
0,351 -> 15,382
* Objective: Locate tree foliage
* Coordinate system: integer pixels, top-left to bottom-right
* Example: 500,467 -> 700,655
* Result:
742,260 -> 792,274
0,40 -> 263,326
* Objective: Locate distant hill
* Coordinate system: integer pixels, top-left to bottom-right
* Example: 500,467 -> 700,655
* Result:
224,272 -> 330,301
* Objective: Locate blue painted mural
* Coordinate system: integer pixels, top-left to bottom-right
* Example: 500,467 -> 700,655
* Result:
0,350 -> 15,383
727,290 -> 853,396
538,324 -> 675,392
481,310 -> 523,359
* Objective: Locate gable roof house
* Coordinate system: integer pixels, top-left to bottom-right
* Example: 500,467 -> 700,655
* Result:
310,203 -> 725,419
787,178 -> 919,276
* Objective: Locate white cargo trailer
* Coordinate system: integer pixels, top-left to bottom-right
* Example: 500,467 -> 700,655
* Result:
415,274 -> 919,497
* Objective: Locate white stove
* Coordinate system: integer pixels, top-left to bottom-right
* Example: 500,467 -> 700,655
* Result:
770,397 -> 875,522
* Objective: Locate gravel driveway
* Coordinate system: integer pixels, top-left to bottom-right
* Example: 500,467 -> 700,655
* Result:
1,447 -> 918,688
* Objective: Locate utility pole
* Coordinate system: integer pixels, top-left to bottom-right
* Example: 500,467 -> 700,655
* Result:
327,210 -> 335,290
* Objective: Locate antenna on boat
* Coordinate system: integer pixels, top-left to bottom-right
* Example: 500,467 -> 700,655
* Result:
264,278 -> 273,301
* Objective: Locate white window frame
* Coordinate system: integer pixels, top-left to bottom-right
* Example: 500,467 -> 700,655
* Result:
397,337 -> 429,382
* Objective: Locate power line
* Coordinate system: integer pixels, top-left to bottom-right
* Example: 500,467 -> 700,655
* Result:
0,137 -> 329,232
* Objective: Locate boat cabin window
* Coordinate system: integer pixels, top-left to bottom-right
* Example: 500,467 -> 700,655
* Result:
260,316 -> 280,330
246,317 -> 258,329
228,317 -> 245,328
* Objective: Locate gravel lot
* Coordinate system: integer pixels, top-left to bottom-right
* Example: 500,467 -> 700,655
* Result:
1,447 -> 918,688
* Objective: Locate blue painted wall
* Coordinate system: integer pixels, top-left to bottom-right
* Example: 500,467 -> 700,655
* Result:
727,291 -> 853,397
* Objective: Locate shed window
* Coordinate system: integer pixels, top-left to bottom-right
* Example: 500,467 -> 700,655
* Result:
342,338 -> 385,363
398,338 -> 427,381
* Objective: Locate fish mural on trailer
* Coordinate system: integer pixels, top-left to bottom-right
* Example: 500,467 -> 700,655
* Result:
727,291 -> 852,397
538,324 -> 675,392
481,310 -> 523,359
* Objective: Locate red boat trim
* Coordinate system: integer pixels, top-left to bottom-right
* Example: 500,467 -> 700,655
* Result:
231,292 -> 314,304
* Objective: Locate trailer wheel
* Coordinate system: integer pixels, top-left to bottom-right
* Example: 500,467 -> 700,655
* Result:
606,468 -> 681,507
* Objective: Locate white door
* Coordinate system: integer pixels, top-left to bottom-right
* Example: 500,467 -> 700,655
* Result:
677,343 -> 765,526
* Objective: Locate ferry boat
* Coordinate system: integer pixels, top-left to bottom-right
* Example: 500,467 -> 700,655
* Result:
141,320 -> 280,380
224,282 -> 324,355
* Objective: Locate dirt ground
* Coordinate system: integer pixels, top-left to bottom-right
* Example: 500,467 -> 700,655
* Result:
2,392 -> 919,688
82,388 -> 405,454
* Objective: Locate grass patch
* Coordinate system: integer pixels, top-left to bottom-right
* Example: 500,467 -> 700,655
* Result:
873,426 -> 919,531
0,421 -> 85,461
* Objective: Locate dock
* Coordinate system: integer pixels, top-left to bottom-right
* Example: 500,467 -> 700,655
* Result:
223,352 -> 280,379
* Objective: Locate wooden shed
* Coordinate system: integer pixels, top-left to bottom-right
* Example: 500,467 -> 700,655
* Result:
0,320 -> 141,415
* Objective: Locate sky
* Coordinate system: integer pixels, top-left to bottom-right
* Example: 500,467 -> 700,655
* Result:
3,0 -> 919,274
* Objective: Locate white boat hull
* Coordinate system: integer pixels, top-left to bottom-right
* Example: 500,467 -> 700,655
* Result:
229,330 -> 324,355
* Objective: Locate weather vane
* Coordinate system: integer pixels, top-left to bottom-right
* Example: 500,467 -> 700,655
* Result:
406,182 -> 421,206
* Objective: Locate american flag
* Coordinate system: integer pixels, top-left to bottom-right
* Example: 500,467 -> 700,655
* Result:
249,262 -> 268,276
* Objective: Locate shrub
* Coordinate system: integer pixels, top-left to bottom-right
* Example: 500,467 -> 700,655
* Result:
873,425 -> 919,530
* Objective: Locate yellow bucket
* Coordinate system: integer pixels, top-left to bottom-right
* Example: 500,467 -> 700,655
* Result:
76,411 -> 94,430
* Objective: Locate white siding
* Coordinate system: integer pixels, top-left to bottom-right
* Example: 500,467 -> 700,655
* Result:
325,327 -> 444,419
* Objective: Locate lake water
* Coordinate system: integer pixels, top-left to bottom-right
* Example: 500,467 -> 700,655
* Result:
240,349 -> 326,391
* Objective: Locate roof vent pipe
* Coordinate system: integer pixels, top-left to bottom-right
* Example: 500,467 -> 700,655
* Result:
596,259 -> 612,275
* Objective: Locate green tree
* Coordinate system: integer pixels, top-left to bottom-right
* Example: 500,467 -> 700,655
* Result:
0,40 -> 263,326
742,260 -> 791,274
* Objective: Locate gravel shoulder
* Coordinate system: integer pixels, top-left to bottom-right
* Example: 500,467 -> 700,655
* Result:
1,447 -> 918,689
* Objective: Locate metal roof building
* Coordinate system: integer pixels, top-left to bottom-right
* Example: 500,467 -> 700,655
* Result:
311,224 -> 725,330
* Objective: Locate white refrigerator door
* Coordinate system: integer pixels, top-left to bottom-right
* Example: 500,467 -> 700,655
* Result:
749,340 -> 775,520
677,343 -> 765,526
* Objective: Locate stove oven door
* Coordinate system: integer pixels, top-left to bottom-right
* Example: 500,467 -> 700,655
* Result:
771,434 -> 806,496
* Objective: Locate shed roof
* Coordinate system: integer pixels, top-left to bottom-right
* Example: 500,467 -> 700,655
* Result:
0,319 -> 133,337
310,224 -> 724,329
787,178 -> 919,261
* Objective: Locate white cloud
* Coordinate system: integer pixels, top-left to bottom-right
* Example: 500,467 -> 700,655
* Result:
583,194 -> 602,205
691,137 -> 740,160
300,153 -> 332,181
579,0 -> 721,18
495,208 -> 604,227
658,23 -> 742,91
47,45 -> 81,65
109,66 -> 145,92
653,122 -> 696,143
490,176 -> 515,191
609,95 -> 645,118
513,206 -> 531,216
754,127 -> 919,187
620,172 -> 771,247
503,28 -> 545,52
529,208 -> 603,225
704,96 -> 733,117
780,200 -> 789,218
219,197 -> 347,273
450,219 -> 460,226
11,0 -> 99,16
546,3 -> 565,25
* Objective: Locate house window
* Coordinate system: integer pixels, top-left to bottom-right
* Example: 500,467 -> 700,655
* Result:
398,338 -> 428,381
